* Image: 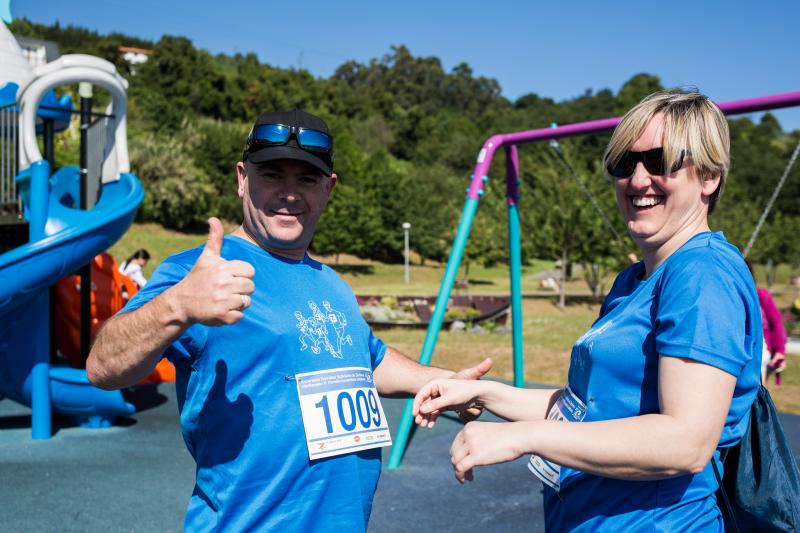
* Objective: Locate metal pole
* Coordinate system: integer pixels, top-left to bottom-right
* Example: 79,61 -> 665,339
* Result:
387,197 -> 481,469
43,119 -> 55,169
79,82 -> 93,367
30,160 -> 51,439
402,222 -> 411,285
13,105 -> 19,212
43,116 -> 58,368
505,145 -> 524,388
2,105 -> 6,204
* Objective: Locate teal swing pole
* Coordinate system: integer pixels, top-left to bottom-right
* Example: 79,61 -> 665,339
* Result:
387,136 -> 503,470
505,145 -> 525,388
386,195 -> 480,469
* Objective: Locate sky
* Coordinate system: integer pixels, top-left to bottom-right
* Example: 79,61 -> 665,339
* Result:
8,0 -> 800,130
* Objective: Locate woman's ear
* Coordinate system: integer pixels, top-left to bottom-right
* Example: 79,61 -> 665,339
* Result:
701,174 -> 721,198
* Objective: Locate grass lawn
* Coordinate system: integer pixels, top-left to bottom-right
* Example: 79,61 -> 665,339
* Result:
111,222 -> 800,414
109,223 -> 208,277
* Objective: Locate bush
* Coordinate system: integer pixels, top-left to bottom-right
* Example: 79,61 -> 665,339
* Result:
380,296 -> 399,310
129,126 -> 215,231
191,118 -> 250,222
444,306 -> 481,321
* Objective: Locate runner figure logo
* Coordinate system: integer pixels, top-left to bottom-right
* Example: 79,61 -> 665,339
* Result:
294,300 -> 352,359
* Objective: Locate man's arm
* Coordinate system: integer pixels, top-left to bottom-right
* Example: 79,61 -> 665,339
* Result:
87,218 -> 255,390
372,346 -> 492,397
88,290 -> 190,389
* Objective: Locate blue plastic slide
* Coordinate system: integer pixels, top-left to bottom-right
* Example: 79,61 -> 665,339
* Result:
0,162 -> 143,435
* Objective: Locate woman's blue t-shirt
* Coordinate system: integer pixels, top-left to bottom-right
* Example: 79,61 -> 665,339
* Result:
124,236 -> 387,532
542,232 -> 762,532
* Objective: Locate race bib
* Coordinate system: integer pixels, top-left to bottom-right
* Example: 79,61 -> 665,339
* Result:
528,386 -> 587,491
296,367 -> 392,460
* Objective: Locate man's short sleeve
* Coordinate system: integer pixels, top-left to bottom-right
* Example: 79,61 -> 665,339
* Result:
655,258 -> 752,377
124,260 -> 186,313
369,330 -> 387,370
121,258 -> 207,364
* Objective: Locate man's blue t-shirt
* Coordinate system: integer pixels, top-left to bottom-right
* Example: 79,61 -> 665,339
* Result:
541,232 -> 762,532
124,236 -> 387,532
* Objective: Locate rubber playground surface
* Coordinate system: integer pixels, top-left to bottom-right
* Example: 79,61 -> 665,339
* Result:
1,382 -> 798,532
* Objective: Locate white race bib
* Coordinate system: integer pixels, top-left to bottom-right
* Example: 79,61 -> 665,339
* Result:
296,367 -> 392,460
528,386 -> 587,491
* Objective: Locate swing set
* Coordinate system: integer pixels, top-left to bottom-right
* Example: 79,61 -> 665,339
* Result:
387,90 -> 800,469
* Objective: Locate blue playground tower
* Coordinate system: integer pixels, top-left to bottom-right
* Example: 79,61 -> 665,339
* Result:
0,16 -> 144,439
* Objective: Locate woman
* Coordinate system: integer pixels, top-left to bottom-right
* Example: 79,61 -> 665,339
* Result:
119,248 -> 150,288
746,260 -> 788,384
760,286 -> 788,384
413,91 -> 762,531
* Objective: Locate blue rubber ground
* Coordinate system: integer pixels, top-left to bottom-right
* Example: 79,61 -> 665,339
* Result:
1,382 -> 798,532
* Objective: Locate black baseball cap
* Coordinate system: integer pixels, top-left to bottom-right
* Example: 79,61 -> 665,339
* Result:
242,109 -> 334,175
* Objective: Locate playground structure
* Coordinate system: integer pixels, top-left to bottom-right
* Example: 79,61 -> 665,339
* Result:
387,90 -> 800,469
0,19 -> 144,439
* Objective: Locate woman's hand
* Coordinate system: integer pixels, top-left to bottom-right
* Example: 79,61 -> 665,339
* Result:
412,379 -> 488,428
450,421 -> 532,483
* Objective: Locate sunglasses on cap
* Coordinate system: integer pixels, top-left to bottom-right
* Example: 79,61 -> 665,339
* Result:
607,148 -> 688,179
244,123 -> 333,157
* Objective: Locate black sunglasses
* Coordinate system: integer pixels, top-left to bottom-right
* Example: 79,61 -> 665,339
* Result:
244,123 -> 333,157
607,148 -> 688,179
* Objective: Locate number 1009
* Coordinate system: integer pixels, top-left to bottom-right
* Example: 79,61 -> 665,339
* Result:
314,390 -> 382,433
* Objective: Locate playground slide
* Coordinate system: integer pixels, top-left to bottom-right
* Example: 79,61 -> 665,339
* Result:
0,163 -> 143,426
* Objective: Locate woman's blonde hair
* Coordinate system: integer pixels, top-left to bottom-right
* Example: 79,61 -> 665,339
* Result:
603,90 -> 730,214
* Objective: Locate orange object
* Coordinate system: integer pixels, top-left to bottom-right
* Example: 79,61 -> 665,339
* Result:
140,358 -> 177,384
54,251 -> 175,384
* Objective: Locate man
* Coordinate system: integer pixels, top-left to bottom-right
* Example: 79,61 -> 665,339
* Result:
87,109 -> 491,532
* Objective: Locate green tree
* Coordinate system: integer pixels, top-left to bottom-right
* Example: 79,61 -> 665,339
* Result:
313,184 -> 384,262
14,18 -> 800,270
129,126 -> 214,231
191,118 -> 250,222
614,74 -> 664,115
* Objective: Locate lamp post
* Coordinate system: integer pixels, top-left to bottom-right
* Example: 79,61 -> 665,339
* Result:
402,222 -> 411,284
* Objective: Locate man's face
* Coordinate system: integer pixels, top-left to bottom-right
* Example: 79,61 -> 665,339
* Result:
236,158 -> 337,259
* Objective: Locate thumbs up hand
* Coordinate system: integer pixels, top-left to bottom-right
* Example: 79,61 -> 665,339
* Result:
172,217 -> 256,326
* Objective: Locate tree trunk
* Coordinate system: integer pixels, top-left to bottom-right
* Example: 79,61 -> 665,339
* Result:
592,263 -> 602,299
583,262 -> 602,299
335,252 -> 340,265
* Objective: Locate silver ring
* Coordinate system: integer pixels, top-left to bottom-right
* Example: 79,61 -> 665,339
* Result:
240,294 -> 247,310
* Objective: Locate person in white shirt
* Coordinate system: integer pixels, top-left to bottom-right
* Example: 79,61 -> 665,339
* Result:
119,249 -> 150,288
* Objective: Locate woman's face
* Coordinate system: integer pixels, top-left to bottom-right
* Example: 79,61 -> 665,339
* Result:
614,114 -> 720,259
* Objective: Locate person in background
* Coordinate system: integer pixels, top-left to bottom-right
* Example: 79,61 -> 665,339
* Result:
747,260 -> 788,385
760,287 -> 788,385
119,248 -> 150,288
